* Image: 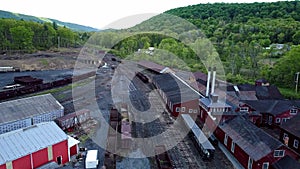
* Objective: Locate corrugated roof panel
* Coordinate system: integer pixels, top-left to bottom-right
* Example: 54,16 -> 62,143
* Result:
0,122 -> 67,165
0,94 -> 63,124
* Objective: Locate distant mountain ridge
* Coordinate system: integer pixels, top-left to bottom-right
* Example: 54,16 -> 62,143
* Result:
0,10 -> 99,32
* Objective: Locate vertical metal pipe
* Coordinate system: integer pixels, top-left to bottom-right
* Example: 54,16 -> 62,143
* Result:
206,67 -> 211,97
211,67 -> 216,94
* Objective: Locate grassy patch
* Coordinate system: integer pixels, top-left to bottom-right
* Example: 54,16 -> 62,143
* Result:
279,87 -> 300,99
39,58 -> 49,66
32,78 -> 93,96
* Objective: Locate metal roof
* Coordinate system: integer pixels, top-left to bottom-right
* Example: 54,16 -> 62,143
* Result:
181,114 -> 214,150
272,155 -> 300,169
0,94 -> 63,124
241,100 -> 299,115
219,116 -> 283,161
0,121 -> 67,165
281,113 -> 300,137
153,73 -> 199,104
200,98 -> 231,108
138,60 -> 165,73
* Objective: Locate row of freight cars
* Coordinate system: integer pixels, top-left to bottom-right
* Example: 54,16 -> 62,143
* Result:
0,71 -> 95,100
153,114 -> 216,169
104,104 -> 133,169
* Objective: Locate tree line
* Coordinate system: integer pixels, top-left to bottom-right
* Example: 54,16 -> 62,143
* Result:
0,18 -> 91,53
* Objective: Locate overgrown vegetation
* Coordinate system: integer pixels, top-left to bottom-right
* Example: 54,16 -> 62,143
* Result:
0,18 -> 92,52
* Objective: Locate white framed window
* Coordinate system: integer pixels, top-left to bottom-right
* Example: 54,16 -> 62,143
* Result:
224,134 -> 228,146
175,107 -> 180,112
294,139 -> 299,148
181,107 -> 186,112
262,162 -> 269,169
276,118 -> 281,123
231,142 -> 235,153
274,150 -> 285,157
193,109 -> 197,113
189,109 -> 193,113
283,118 -> 289,123
283,133 -> 288,139
248,157 -> 253,169
240,107 -> 249,112
290,108 -> 298,115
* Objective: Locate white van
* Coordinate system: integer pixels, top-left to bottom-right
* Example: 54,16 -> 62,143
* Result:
85,150 -> 98,169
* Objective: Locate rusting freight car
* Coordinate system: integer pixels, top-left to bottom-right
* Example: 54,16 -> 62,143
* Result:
55,109 -> 91,131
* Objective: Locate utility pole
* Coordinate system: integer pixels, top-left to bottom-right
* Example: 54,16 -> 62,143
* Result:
295,72 -> 300,93
57,36 -> 60,48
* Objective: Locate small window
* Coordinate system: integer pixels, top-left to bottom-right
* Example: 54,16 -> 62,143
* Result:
224,134 -> 228,146
193,109 -> 197,113
175,107 -> 180,112
231,142 -> 235,153
290,108 -> 298,115
248,157 -> 253,169
189,109 -> 193,113
294,140 -> 299,148
274,150 -> 285,157
276,118 -> 281,123
283,133 -> 288,139
262,162 -> 269,169
283,118 -> 289,123
181,107 -> 186,112
240,107 -> 249,112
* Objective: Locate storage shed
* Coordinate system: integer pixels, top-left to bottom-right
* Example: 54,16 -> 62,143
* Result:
0,94 -> 64,134
0,121 -> 79,169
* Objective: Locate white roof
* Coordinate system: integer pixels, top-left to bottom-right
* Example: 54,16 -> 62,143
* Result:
86,150 -> 98,161
181,114 -> 197,129
0,94 -> 63,124
0,121 -> 67,165
68,135 -> 80,148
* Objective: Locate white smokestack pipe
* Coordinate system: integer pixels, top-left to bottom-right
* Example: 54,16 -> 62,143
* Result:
211,67 -> 216,94
206,67 -> 211,97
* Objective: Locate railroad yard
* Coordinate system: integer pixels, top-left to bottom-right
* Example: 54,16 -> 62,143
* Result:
0,53 -> 234,169
45,53 -> 234,168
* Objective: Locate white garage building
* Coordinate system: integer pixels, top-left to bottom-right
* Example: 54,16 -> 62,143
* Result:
0,94 -> 64,134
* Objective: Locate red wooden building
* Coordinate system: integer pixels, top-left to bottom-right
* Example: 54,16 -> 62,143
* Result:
152,73 -> 200,117
214,116 -> 298,169
0,121 -> 79,169
239,100 -> 300,127
198,93 -> 233,132
279,113 -> 300,156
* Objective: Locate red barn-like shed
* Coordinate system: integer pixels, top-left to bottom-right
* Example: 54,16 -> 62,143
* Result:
0,121 -> 79,169
215,116 -> 298,169
152,73 -> 200,117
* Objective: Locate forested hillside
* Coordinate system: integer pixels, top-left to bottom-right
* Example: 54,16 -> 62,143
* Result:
90,1 -> 300,98
163,1 -> 300,97
0,18 -> 92,52
0,10 -> 99,32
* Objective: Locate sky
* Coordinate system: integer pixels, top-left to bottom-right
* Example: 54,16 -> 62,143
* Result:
0,0 -> 287,29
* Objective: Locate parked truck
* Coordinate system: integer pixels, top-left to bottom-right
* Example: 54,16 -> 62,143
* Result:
85,150 -> 98,169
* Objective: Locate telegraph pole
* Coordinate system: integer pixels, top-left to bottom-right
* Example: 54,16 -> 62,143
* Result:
57,36 -> 60,48
295,72 -> 300,93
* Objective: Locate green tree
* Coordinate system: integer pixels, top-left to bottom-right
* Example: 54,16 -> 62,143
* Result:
271,45 -> 300,88
292,31 -> 300,44
9,25 -> 34,51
